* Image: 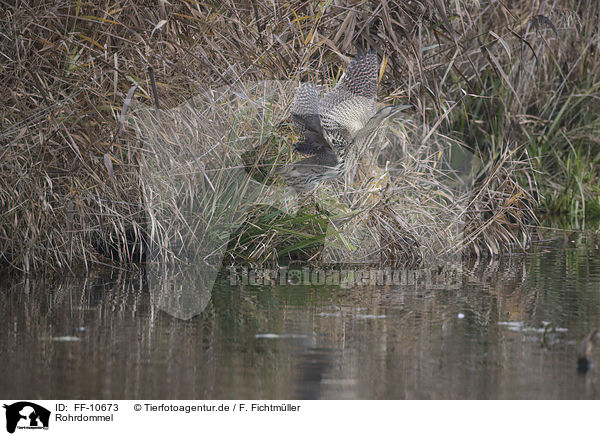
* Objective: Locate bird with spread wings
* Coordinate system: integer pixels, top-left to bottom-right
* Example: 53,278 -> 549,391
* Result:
280,51 -> 398,191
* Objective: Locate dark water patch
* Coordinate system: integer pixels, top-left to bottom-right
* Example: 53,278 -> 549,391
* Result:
1,236 -> 600,399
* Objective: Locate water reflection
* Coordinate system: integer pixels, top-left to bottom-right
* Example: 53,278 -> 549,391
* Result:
1,233 -> 600,399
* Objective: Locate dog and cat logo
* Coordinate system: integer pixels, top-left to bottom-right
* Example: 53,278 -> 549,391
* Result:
3,402 -> 50,433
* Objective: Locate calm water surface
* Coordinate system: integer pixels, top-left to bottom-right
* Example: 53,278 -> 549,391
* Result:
2,232 -> 600,399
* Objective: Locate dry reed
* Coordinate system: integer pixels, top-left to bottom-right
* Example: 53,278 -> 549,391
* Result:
2,0 -> 597,272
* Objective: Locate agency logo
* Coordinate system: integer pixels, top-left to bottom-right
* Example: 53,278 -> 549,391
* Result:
3,402 -> 50,434
132,75 -> 480,319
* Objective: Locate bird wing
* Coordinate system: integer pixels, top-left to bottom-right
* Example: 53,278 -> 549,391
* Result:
278,149 -> 340,191
319,51 -> 378,157
290,83 -> 331,155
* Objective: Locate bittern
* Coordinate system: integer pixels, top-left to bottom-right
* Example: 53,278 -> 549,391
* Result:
279,51 -> 399,191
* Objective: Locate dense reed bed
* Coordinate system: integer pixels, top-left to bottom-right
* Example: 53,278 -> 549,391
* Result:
1,0 -> 598,272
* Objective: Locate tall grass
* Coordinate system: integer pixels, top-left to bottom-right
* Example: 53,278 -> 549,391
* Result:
0,0 -> 597,272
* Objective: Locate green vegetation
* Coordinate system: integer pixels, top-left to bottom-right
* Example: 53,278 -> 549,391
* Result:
0,1 -> 598,272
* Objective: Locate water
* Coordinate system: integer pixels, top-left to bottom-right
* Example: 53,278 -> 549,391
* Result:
2,232 -> 600,399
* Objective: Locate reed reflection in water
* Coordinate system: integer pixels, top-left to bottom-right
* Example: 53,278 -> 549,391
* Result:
1,234 -> 600,399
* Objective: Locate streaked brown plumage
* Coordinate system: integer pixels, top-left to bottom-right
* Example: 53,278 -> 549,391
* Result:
279,51 -> 399,191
